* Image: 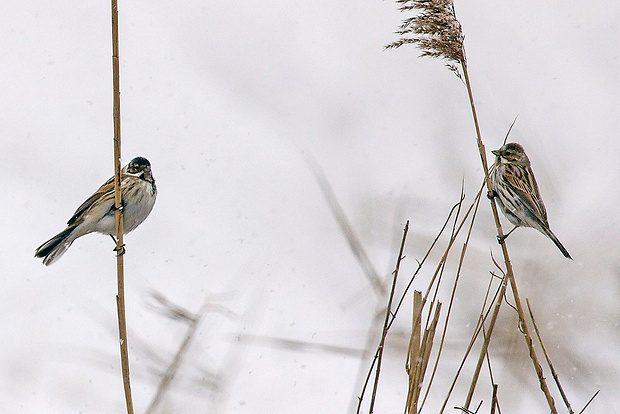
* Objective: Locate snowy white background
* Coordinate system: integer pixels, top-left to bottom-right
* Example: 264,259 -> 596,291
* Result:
1,1 -> 619,413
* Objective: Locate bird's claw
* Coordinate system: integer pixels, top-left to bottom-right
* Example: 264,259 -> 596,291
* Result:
496,235 -> 506,245
114,244 -> 126,256
110,235 -> 125,256
487,190 -> 497,200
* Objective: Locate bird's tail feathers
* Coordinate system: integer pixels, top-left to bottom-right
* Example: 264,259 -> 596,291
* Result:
35,225 -> 77,266
544,228 -> 572,260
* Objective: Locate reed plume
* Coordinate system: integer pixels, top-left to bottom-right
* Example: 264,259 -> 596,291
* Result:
386,0 -> 464,77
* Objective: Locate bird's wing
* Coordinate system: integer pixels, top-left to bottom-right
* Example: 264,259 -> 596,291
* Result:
502,164 -> 549,226
67,175 -> 116,225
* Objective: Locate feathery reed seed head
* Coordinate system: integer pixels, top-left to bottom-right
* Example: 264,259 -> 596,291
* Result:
387,0 -> 465,76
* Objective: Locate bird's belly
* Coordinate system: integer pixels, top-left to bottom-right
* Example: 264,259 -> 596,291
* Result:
123,181 -> 157,233
122,193 -> 156,233
93,181 -> 156,235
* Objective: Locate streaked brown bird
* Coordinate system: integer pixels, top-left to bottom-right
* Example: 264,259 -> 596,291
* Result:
35,157 -> 157,265
490,143 -> 571,259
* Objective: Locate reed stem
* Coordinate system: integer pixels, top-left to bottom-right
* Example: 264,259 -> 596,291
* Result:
111,0 -> 134,412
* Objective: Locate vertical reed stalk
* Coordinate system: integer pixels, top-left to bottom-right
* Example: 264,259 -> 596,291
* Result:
111,0 -> 134,412
460,59 -> 557,414
368,221 -> 409,413
527,299 -> 574,413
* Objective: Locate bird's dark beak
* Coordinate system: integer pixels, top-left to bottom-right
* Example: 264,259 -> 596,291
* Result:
491,149 -> 500,156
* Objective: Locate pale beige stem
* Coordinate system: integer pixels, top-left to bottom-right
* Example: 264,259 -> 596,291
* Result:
111,1 -> 133,412
460,59 -> 557,413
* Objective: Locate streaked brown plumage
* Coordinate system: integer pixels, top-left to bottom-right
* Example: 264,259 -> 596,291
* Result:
490,143 -> 571,259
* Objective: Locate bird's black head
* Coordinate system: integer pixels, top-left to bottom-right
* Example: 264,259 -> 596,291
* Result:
129,157 -> 151,169
126,157 -> 154,184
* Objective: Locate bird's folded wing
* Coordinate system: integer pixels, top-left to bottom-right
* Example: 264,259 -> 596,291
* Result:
503,164 -> 549,226
67,175 -> 116,225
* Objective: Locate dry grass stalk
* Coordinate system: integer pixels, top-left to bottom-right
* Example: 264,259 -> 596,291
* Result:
439,271 -> 504,413
482,326 -> 501,413
302,154 -> 431,413
382,186 -> 479,412
420,183 -> 484,411
388,195 -> 464,332
463,246 -> 557,412
303,151 -> 386,297
352,187 -> 485,412
490,384 -> 499,414
526,299 -> 574,413
405,291 -> 441,413
389,0 -> 561,411
356,196 -> 463,413
462,262 -> 508,408
579,391 -> 599,414
301,152 -> 397,412
384,186 -> 481,412
395,187 -> 471,338
303,152 -> 393,412
145,295 -> 209,414
368,222 -> 409,414
111,1 -> 134,412
405,291 -> 422,413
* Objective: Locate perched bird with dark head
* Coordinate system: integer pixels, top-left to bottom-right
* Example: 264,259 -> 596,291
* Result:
35,157 -> 157,265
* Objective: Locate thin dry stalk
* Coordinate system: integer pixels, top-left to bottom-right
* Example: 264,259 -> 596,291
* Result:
356,189 -> 477,413
111,0 -> 133,412
419,183 -> 484,411
405,291 -> 441,413
351,310 -> 388,414
578,391 -> 599,414
379,186 -> 477,412
145,297 -> 210,414
416,302 -> 441,398
462,248 -> 555,412
388,196 -> 464,332
302,151 -> 387,413
356,201 -> 457,413
375,184 -> 479,412
490,384 -> 499,414
405,291 -> 423,413
236,334 -> 363,357
527,299 -> 573,413
483,325 -> 501,414
401,185 -> 477,346
370,192 -> 463,412
368,221 -> 409,414
439,271 -> 503,413
389,1 -> 559,411
423,183 -> 465,331
303,152 -> 386,297
462,259 -> 508,409
460,26 -> 558,414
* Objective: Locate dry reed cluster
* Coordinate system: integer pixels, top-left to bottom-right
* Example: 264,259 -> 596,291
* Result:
353,0 -> 598,413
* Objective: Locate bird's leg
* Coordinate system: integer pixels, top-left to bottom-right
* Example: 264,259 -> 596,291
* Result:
110,201 -> 126,256
110,235 -> 126,256
497,226 -> 517,244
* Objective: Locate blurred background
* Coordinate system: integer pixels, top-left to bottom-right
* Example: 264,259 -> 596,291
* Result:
1,1 -> 618,412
